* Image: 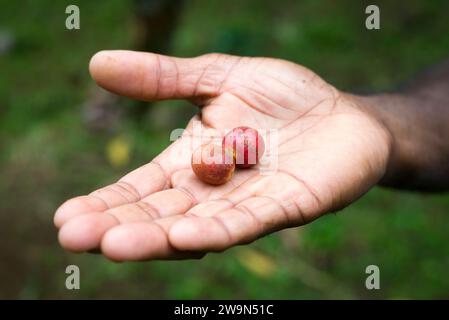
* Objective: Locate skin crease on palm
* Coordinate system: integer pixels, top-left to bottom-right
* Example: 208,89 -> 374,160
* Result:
54,50 -> 392,262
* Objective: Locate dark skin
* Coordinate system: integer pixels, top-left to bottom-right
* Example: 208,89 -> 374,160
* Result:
353,58 -> 449,191
54,51 -> 449,261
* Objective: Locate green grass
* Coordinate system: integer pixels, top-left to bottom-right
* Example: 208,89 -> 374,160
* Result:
1,0 -> 449,299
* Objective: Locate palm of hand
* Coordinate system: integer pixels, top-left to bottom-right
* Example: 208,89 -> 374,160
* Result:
55,51 -> 390,261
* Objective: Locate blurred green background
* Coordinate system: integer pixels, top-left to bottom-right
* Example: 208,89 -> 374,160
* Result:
1,0 -> 449,299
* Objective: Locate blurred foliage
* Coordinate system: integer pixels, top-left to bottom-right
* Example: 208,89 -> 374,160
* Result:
0,0 -> 449,299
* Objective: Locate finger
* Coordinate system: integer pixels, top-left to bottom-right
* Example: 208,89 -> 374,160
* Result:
223,172 -> 320,222
102,166 -> 258,225
106,187 -> 196,223
101,216 -> 205,261
53,130 -> 199,228
105,164 -> 259,224
57,133 -> 274,256
166,172 -> 318,252
57,186 -> 197,252
89,50 -> 240,102
169,196 -> 295,252
58,213 -> 119,252
54,160 -> 169,227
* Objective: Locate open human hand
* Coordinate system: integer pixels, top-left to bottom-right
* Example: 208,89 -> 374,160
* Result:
54,51 -> 391,261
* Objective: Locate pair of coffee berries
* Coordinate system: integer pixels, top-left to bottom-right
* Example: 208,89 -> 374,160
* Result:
191,126 -> 265,185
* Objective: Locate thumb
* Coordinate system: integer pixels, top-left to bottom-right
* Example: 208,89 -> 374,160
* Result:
89,50 -> 239,102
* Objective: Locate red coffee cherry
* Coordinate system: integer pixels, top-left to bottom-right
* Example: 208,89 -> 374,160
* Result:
222,126 -> 265,168
191,143 -> 236,185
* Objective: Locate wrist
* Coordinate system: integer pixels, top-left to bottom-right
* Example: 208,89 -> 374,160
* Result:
345,92 -> 407,188
348,92 -> 449,191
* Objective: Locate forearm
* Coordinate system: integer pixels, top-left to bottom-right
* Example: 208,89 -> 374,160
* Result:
351,60 -> 449,191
